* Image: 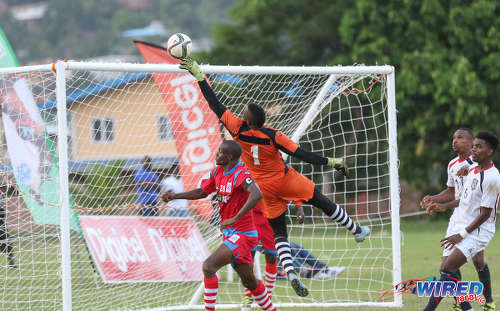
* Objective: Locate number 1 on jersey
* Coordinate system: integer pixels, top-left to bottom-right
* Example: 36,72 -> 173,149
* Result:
251,145 -> 260,165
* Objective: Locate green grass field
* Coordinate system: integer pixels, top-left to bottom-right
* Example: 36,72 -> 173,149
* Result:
1,218 -> 498,310
276,218 -> 500,311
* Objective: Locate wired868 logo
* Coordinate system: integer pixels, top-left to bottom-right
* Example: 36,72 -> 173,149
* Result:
379,276 -> 485,305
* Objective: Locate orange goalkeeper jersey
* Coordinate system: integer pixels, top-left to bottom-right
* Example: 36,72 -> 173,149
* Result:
197,79 -> 329,185
220,109 -> 298,181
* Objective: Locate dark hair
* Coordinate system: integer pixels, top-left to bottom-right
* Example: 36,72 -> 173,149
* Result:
222,140 -> 242,159
456,127 -> 473,139
476,131 -> 499,151
247,103 -> 266,127
142,155 -> 152,165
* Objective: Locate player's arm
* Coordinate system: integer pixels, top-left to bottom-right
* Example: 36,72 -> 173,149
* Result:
198,80 -> 227,118
424,187 -> 456,204
426,199 -> 460,214
441,206 -> 492,249
180,58 -> 243,135
220,178 -> 263,228
162,188 -> 208,202
273,130 -> 344,170
179,58 -> 227,118
441,178 -> 499,248
421,187 -> 457,213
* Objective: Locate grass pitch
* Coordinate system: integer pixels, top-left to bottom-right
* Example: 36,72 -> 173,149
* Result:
0,218 -> 498,310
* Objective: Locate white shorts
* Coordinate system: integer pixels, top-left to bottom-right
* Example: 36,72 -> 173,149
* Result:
447,229 -> 493,261
442,219 -> 459,257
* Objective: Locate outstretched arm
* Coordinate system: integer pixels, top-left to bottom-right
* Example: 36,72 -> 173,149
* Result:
162,188 -> 208,202
273,130 -> 346,174
198,80 -> 227,118
288,147 -> 328,165
180,58 -> 243,135
180,58 -> 227,118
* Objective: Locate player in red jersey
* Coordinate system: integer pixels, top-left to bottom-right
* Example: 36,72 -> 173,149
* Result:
180,58 -> 370,297
162,140 -> 278,311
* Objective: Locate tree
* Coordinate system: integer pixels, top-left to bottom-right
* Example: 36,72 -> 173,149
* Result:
205,0 -> 500,187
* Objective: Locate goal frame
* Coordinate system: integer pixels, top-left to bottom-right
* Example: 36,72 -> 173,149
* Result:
0,60 -> 402,310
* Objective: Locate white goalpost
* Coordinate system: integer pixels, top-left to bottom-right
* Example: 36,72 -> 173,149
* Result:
0,60 -> 401,310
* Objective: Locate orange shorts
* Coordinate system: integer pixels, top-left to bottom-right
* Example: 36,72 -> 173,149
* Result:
257,167 -> 315,219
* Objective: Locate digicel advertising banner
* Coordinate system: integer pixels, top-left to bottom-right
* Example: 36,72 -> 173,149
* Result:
79,216 -> 209,283
134,40 -> 223,220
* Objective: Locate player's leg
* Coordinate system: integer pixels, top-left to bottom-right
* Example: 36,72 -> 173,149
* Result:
473,251 -> 495,309
440,256 -> 460,311
290,241 -> 327,278
234,263 -> 277,311
268,212 -> 308,297
242,251 -> 254,311
263,252 -> 278,295
440,220 -> 465,310
258,220 -> 278,296
202,244 -> 234,311
242,220 -> 278,310
423,248 -> 471,311
440,256 -> 466,310
306,186 -> 370,241
278,168 -> 370,242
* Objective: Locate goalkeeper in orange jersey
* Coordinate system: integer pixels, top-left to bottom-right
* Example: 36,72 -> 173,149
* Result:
180,58 -> 370,297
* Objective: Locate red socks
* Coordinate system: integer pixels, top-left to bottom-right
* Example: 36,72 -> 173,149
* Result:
204,276 -> 218,311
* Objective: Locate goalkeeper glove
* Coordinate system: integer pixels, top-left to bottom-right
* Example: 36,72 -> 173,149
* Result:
328,157 -> 348,177
179,57 -> 205,82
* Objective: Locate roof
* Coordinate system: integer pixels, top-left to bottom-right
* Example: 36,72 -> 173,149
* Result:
1,155 -> 178,174
69,155 -> 178,172
41,72 -> 150,110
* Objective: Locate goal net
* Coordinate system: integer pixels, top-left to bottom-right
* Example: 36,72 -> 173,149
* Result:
0,61 -> 400,310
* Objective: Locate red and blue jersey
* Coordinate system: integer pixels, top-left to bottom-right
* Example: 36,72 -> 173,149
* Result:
201,163 -> 256,232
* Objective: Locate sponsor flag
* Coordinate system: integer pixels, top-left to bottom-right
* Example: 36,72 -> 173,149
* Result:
0,29 -> 18,67
0,29 -> 81,232
134,41 -> 222,219
80,216 -> 209,282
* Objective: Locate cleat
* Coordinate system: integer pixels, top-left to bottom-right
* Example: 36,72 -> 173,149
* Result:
451,302 -> 462,311
483,302 -> 496,310
241,295 -> 253,311
354,226 -> 371,243
328,266 -> 346,278
288,272 -> 309,297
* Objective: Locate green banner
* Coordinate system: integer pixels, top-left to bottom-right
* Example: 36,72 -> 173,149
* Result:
0,28 -> 18,67
0,28 -> 82,233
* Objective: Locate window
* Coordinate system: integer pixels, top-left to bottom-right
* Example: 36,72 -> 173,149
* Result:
92,118 -> 114,142
157,115 -> 173,140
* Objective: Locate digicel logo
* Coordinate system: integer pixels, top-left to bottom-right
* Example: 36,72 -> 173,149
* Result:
170,75 -> 215,174
80,217 -> 209,282
85,225 -> 208,273
85,227 -> 150,273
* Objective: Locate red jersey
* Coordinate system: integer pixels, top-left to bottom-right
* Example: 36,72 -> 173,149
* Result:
200,163 -> 255,232
220,110 -> 299,181
252,204 -> 269,225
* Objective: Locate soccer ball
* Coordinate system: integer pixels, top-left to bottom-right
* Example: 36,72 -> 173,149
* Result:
166,33 -> 192,59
